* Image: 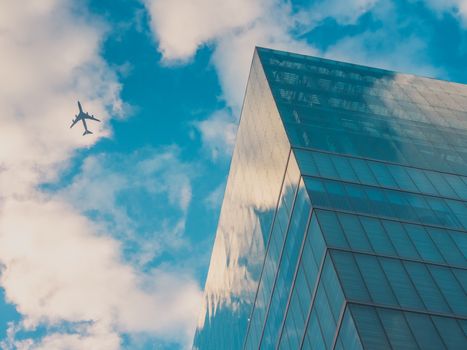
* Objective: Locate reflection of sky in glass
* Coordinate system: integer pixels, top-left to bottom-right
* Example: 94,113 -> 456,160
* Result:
193,51 -> 292,349
194,47 -> 467,349
260,47 -> 467,176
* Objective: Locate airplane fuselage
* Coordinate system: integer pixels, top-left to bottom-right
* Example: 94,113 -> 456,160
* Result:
80,117 -> 89,132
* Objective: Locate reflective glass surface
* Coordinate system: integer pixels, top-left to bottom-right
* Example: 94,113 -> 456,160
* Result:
347,303 -> 467,350
194,47 -> 467,349
193,50 -> 292,349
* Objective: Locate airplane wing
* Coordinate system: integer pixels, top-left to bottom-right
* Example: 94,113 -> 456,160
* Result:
83,112 -> 100,122
70,116 -> 80,128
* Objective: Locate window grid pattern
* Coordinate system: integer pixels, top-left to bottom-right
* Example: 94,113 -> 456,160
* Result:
315,209 -> 467,269
334,307 -> 363,350
196,48 -> 467,349
259,182 -> 312,349
278,213 -> 327,349
244,49 -> 467,349
295,148 -> 467,201
260,48 -> 467,176
304,176 -> 467,231
330,249 -> 467,317
244,155 -> 301,350
193,50 -> 293,349
347,303 -> 467,350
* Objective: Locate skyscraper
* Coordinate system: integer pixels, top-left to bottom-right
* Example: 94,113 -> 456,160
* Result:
193,47 -> 467,349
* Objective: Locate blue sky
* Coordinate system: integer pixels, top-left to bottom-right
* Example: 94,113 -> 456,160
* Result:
0,0 -> 466,349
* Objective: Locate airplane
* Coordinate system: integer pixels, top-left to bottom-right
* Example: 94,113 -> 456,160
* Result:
70,101 -> 100,135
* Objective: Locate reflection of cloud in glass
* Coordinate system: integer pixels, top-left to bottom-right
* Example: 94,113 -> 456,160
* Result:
194,52 -> 292,348
195,47 -> 467,348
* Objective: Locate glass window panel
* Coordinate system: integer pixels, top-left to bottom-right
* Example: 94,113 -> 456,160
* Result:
385,190 -> 418,221
451,234 -> 467,261
278,326 -> 292,350
459,319 -> 467,338
301,241 -> 319,286
345,184 -> 371,213
335,308 -> 364,350
262,316 -> 277,349
324,181 -> 351,210
404,261 -> 452,314
315,210 -> 349,249
406,195 -> 437,225
383,221 -> 420,260
246,308 -> 263,350
445,200 -> 467,230
444,174 -> 467,199
429,265 -> 467,316
307,213 -> 327,265
354,254 -> 398,305
349,158 -> 379,186
405,312 -> 445,350
377,308 -> 419,350
359,216 -> 396,255
427,227 -> 466,267
431,316 -> 467,350
280,294 -> 304,350
368,162 -> 398,188
273,225 -> 286,261
388,166 -> 419,192
426,172 -> 458,198
365,187 -> 395,217
305,178 -> 330,207
334,339 -> 344,350
312,152 -> 339,179
404,224 -> 445,264
331,155 -> 359,182
452,269 -> 467,294
380,257 -> 425,310
314,284 -> 337,349
285,313 -> 302,350
289,276 -> 306,322
405,168 -> 438,195
321,256 -> 344,321
283,164 -> 300,215
275,202 -> 291,243
428,198 -> 464,229
349,304 -> 391,350
295,149 -> 319,176
337,213 -> 372,251
296,263 -> 313,308
305,312 -> 326,350
330,251 -> 371,301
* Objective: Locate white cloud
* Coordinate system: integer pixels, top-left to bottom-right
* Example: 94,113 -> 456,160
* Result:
144,0 -> 266,62
0,197 -> 202,348
145,0 -> 317,161
211,13 -> 317,110
300,0 -> 379,26
325,31 -> 443,78
59,147 -> 194,267
194,110 -> 237,160
0,1 -> 202,348
2,321 -> 121,350
423,0 -> 467,26
0,0 -> 122,199
145,0 -> 317,109
323,1 -> 443,78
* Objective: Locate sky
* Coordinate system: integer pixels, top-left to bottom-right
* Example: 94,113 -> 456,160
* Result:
0,0 -> 467,349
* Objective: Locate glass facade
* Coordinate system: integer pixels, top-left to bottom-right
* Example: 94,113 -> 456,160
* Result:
193,47 -> 467,349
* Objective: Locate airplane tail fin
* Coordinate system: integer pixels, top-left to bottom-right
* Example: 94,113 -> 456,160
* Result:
83,130 -> 93,136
